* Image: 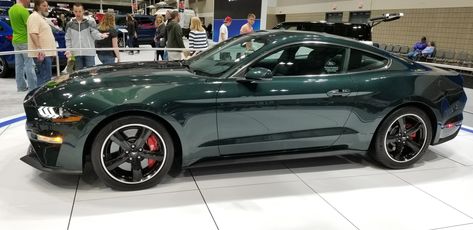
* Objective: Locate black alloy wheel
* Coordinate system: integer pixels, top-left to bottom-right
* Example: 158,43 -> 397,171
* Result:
91,116 -> 174,190
371,107 -> 432,169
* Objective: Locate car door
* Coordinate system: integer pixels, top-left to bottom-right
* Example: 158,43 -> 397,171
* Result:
216,43 -> 358,155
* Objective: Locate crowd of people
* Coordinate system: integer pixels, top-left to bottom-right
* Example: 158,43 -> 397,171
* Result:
150,11 -> 256,61
8,0 -> 257,92
9,0 -> 110,92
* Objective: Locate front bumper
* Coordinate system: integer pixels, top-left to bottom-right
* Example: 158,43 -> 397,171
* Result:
21,145 -> 82,174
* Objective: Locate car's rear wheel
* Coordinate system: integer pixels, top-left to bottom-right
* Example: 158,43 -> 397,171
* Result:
0,56 -> 11,78
370,107 -> 432,169
91,116 -> 174,190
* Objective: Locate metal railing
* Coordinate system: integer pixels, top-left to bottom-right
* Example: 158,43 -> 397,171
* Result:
2,46 -> 472,78
0,47 -> 207,77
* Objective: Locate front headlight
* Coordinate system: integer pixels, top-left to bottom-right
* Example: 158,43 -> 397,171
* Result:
37,106 -> 82,123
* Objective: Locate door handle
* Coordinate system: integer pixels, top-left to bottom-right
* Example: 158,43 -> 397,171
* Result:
327,89 -> 351,97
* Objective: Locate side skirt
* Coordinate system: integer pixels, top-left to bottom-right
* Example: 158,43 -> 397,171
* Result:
185,148 -> 366,169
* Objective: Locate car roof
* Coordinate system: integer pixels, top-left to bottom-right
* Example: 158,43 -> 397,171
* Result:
259,30 -> 388,56
279,21 -> 370,26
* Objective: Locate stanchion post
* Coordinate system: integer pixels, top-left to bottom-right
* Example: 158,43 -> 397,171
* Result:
55,51 -> 60,77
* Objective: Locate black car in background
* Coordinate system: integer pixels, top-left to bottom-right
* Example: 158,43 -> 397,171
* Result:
274,21 -> 372,42
273,13 -> 403,46
115,14 -> 156,48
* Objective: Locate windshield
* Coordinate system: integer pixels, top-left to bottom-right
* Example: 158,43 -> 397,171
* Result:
189,35 -> 269,77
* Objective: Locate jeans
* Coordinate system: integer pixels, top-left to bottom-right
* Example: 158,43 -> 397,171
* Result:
162,50 -> 168,61
156,50 -> 164,61
34,56 -> 52,87
127,35 -> 137,48
75,56 -> 95,70
13,43 -> 37,91
407,51 -> 420,60
98,53 -> 115,65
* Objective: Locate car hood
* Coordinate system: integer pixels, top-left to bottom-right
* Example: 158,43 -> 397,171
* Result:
26,61 -> 205,105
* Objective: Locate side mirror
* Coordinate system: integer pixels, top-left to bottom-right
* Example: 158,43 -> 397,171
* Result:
244,67 -> 273,81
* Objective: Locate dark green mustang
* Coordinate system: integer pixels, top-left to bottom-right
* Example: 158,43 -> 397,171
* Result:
22,30 -> 467,190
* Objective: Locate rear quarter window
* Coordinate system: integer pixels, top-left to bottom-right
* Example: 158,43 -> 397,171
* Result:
348,49 -> 389,72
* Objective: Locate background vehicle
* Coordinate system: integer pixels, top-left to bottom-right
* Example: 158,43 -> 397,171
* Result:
0,0 -> 13,7
274,21 -> 373,42
22,30 -> 466,190
48,7 -> 73,20
0,16 -> 66,78
0,16 -> 14,78
115,14 -> 156,48
273,13 -> 403,46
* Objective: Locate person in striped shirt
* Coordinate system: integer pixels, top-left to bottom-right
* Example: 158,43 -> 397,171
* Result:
188,17 -> 208,56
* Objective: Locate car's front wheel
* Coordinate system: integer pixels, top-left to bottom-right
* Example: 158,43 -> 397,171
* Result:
370,107 -> 432,169
91,116 -> 174,190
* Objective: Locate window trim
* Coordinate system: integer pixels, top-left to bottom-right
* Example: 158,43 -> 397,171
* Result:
229,41 -> 349,79
346,47 -> 392,74
228,40 -> 392,79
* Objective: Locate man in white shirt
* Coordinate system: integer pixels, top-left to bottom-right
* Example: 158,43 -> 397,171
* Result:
218,16 -> 232,42
28,0 -> 56,86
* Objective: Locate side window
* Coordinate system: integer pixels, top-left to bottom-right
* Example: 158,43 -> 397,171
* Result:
348,49 -> 389,72
250,44 -> 346,76
294,47 -> 313,60
264,50 -> 284,61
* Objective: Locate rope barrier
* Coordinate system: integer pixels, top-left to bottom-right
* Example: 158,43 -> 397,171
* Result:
0,47 -> 208,56
0,47 -> 209,77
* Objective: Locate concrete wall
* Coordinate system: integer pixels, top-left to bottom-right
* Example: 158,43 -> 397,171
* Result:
271,0 -> 473,54
285,12 -> 325,22
273,0 -> 473,13
372,7 -> 473,54
190,0 -> 214,17
191,1 -> 473,54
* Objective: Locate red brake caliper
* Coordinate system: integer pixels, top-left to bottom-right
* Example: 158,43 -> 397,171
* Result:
146,135 -> 159,168
406,123 -> 417,140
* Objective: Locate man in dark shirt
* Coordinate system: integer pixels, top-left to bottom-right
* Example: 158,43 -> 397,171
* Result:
166,11 -> 184,61
126,14 -> 137,55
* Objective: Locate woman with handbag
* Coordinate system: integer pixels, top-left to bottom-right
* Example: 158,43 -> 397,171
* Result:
154,15 -> 166,61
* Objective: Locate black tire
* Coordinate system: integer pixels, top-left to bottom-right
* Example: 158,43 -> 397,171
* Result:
91,116 -> 175,190
0,56 -> 11,78
370,107 -> 432,169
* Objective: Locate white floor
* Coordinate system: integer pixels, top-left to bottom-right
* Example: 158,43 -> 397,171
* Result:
1,48 -> 473,230
1,118 -> 473,230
